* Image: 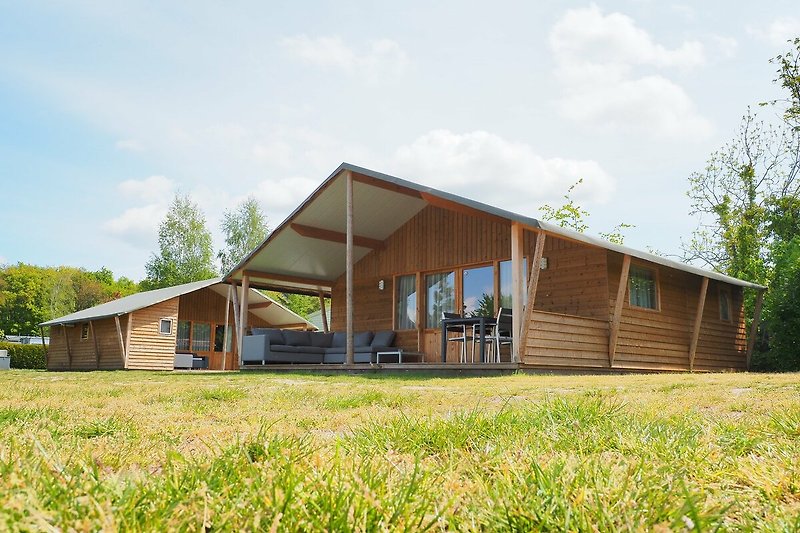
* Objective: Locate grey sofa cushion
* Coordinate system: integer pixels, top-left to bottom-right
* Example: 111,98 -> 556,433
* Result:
283,330 -> 311,346
251,328 -> 284,344
310,332 -> 334,348
332,332 -> 346,347
271,345 -> 326,355
265,350 -> 323,364
353,331 -> 374,347
371,330 -> 395,348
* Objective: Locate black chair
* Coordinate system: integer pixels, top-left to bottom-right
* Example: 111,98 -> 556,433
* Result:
480,308 -> 512,363
442,312 -> 472,362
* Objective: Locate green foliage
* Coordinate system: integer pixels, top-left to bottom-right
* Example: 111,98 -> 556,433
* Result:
142,193 -> 217,290
218,197 -> 270,274
768,37 -> 800,128
540,179 -> 634,243
0,342 -> 46,369
266,291 -> 320,318
0,264 -> 137,336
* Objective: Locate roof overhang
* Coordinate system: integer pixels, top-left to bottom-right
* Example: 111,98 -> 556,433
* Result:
224,163 -> 767,292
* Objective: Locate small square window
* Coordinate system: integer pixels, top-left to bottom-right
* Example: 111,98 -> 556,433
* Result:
81,323 -> 89,340
629,265 -> 658,310
159,318 -> 173,335
719,289 -> 731,322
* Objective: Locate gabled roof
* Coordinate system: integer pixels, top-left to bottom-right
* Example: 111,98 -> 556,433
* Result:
225,163 -> 767,292
40,277 -> 315,328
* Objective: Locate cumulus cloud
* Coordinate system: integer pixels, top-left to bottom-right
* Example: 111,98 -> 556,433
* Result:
747,17 -> 800,47
104,175 -> 175,248
549,4 -> 712,140
280,35 -> 409,80
391,129 -> 615,214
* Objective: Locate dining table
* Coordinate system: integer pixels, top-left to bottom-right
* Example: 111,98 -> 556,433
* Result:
440,315 -> 496,363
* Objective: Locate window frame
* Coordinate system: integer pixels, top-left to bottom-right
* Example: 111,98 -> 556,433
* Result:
159,318 -> 174,336
628,263 -> 660,312
718,286 -> 732,323
80,323 -> 89,341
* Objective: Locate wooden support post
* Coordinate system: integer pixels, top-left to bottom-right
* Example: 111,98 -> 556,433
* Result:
510,221 -> 525,363
223,284 -> 231,371
746,289 -> 765,370
39,327 -> 48,368
125,314 -> 133,369
231,281 -> 241,357
416,273 -> 423,354
521,232 -> 547,358
114,316 -> 125,368
345,170 -> 355,365
688,277 -> 709,371
63,324 -> 72,370
90,321 -> 100,370
239,275 -> 249,348
609,254 -> 631,367
318,291 -> 329,333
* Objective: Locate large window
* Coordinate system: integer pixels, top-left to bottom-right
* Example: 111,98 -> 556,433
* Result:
191,322 -> 212,352
176,320 -> 191,350
395,274 -> 417,330
629,265 -> 658,310
498,258 -> 527,310
463,265 -> 494,318
426,271 -> 455,328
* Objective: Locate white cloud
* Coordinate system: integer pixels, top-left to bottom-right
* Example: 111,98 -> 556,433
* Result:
104,175 -> 176,249
391,129 -> 615,214
280,35 -> 409,80
549,4 -> 712,140
710,35 -> 738,58
747,17 -> 800,47
115,138 -> 145,152
117,175 -> 175,204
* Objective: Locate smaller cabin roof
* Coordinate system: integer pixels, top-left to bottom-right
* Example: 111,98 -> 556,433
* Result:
40,277 -> 315,329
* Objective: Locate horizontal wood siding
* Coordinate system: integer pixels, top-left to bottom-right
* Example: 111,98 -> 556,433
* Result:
524,310 -> 609,368
95,317 -> 125,369
535,237 -> 609,319
607,251 -> 747,372
46,326 -> 69,370
127,298 -> 179,371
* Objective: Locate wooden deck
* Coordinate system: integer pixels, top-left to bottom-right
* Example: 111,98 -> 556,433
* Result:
239,362 -> 521,375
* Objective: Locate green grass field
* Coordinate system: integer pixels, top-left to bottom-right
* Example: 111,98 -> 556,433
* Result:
1,370 -> 799,531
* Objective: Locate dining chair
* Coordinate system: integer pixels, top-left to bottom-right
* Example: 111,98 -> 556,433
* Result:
442,312 -> 471,362
482,307 -> 512,363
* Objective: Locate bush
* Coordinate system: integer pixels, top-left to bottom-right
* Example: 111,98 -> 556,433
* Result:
0,342 -> 47,369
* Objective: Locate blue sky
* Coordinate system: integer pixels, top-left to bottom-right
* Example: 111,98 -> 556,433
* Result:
1,1 -> 798,280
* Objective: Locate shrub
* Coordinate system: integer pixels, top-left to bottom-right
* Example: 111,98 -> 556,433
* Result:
0,341 -> 47,369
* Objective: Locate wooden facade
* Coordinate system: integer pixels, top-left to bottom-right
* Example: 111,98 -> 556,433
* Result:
47,286 -> 306,371
328,204 -> 752,372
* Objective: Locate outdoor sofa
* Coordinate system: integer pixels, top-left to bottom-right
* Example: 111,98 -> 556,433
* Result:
241,328 -> 396,365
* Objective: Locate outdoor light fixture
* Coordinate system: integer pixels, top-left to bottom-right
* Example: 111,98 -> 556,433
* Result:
540,257 -> 549,270
378,279 -> 385,291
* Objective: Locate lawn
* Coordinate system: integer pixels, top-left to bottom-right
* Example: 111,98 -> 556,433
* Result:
1,370 -> 799,531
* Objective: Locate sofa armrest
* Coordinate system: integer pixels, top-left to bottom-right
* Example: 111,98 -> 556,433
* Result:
242,335 -> 272,364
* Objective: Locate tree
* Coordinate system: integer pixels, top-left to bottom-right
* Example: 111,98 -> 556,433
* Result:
540,179 -> 633,244
218,197 -> 270,274
142,193 -> 217,289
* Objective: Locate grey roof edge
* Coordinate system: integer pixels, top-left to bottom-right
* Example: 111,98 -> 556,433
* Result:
40,277 -> 222,326
225,162 -> 767,291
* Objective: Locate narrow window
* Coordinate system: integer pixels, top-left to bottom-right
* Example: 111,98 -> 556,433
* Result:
159,318 -> 173,335
394,274 -> 417,330
425,271 -> 455,329
719,288 -> 731,322
81,323 -> 89,340
176,320 -> 191,351
629,265 -> 658,310
191,323 -> 212,352
463,265 -> 494,317
213,325 -> 233,352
